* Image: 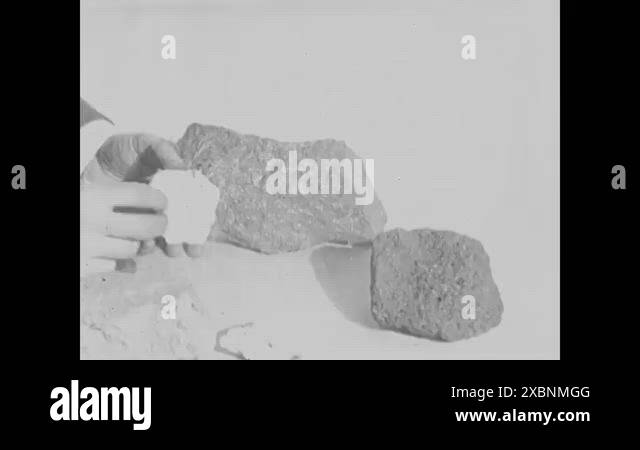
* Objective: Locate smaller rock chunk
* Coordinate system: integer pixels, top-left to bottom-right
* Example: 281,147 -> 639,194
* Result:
370,228 -> 503,341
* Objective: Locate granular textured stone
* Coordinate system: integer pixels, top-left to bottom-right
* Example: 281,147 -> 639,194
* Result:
177,124 -> 386,254
370,228 -> 503,341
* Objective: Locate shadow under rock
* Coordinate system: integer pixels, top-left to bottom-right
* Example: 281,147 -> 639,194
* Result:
310,243 -> 379,330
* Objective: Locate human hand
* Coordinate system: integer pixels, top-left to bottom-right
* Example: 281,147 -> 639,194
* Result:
80,181 -> 167,275
81,134 -> 205,277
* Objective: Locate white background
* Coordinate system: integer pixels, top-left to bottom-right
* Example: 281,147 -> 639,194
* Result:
81,0 -> 559,359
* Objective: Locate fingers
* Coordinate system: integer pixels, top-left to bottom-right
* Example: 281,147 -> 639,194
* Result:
164,243 -> 184,257
185,244 -> 204,258
81,157 -> 121,185
94,134 -> 186,182
107,182 -> 167,211
83,234 -> 139,259
115,259 -> 137,273
157,240 -> 204,258
103,212 -> 167,241
95,135 -> 140,181
80,258 -> 136,277
138,239 -> 156,255
125,134 -> 186,181
81,258 -> 116,277
137,134 -> 186,170
82,183 -> 168,245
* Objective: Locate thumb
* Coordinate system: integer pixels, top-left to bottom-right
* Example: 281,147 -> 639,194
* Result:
135,134 -> 186,171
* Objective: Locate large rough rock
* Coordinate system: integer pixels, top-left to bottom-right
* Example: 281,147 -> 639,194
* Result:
177,124 -> 386,254
370,228 -> 503,341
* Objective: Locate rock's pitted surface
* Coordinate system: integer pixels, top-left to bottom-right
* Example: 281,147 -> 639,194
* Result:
177,124 -> 386,254
370,228 -> 503,341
